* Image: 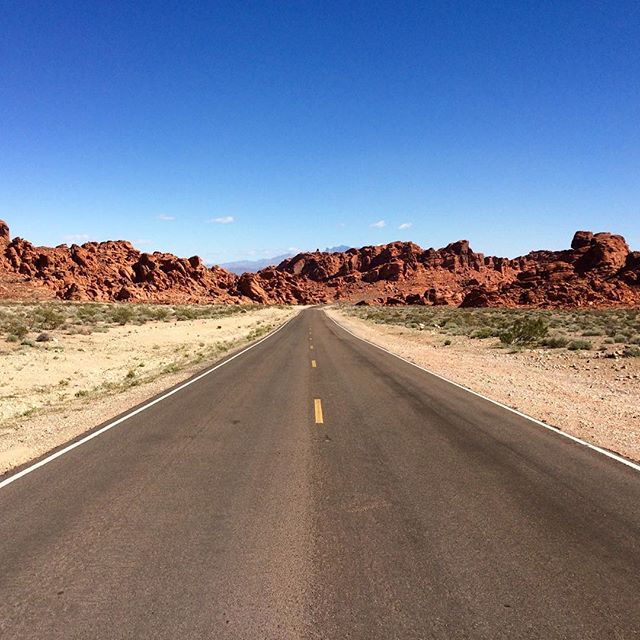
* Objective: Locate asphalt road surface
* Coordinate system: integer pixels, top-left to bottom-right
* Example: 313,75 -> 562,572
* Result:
1,308 -> 639,639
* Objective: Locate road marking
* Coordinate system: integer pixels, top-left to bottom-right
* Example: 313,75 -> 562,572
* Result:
310,344 -> 314,350
0,314 -> 299,490
311,359 -> 317,368
314,398 -> 324,424
325,312 -> 640,474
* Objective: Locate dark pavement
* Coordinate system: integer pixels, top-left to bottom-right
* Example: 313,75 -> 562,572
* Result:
1,308 -> 639,639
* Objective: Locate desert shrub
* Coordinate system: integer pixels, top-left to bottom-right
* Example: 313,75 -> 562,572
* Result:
444,339 -> 451,346
175,307 -> 199,321
470,327 -> 496,339
111,306 -> 134,325
76,304 -> 100,323
35,306 -> 65,330
150,307 -> 170,321
567,339 -> 592,351
622,346 -> 640,358
4,319 -> 28,340
540,336 -> 569,349
499,317 -> 548,346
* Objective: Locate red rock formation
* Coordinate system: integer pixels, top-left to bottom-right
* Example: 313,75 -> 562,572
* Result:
1,220 -> 638,307
0,221 -> 240,304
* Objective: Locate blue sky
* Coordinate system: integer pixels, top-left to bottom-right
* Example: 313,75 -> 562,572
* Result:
1,1 -> 639,264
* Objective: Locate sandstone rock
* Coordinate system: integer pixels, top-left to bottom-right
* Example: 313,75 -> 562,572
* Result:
0,220 -> 9,248
0,219 -> 638,307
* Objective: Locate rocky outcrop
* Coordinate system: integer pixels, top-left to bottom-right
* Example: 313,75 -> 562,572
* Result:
0,221 -> 240,304
0,220 -> 9,249
0,220 -> 638,307
271,230 -> 640,307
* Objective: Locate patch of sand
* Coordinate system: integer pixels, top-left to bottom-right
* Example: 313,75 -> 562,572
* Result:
327,308 -> 640,464
0,307 -> 298,475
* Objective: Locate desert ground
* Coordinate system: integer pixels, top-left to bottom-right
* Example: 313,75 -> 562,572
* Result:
328,305 -> 640,464
0,302 -> 297,474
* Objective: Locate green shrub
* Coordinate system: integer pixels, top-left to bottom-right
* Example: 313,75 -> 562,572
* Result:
540,336 -> 569,349
470,327 -> 496,339
622,346 -> 640,358
36,306 -> 65,329
499,317 -> 548,346
111,306 -> 134,325
567,339 -> 592,351
4,320 -> 28,339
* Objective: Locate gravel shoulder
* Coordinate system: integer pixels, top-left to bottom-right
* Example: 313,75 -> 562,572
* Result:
0,306 -> 298,475
327,307 -> 640,464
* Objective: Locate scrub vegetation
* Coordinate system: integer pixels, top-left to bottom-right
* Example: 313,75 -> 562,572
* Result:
0,301 -> 281,343
341,305 -> 640,357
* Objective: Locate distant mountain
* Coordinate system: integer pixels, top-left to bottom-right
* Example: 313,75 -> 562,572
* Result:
220,246 -> 352,274
219,253 -> 294,275
324,245 -> 350,253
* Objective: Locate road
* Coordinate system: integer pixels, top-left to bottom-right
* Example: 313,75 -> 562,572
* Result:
1,308 -> 639,639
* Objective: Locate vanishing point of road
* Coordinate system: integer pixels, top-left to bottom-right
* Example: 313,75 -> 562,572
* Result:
1,308 -> 639,639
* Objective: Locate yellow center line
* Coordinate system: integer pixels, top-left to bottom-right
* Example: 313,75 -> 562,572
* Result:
314,398 -> 324,424
310,344 -> 314,350
311,359 -> 317,368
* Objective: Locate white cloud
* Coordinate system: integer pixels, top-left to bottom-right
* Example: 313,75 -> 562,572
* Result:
371,220 -> 386,228
157,214 -> 175,221
398,222 -> 412,230
134,239 -> 152,246
208,216 -> 234,224
63,233 -> 90,244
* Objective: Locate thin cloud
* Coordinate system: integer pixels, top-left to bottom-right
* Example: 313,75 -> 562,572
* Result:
63,233 -> 90,244
208,216 -> 234,224
157,214 -> 175,221
371,220 -> 386,228
398,222 -> 412,230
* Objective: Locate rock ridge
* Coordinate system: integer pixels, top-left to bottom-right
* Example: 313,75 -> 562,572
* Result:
1,220 -> 638,307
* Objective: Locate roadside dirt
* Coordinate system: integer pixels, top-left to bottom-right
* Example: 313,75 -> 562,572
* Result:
327,308 -> 640,464
0,307 -> 297,475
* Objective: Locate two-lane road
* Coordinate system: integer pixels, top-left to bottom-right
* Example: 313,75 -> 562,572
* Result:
1,308 -> 639,638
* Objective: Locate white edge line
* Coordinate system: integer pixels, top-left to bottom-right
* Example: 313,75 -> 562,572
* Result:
0,313 -> 298,490
325,310 -> 640,473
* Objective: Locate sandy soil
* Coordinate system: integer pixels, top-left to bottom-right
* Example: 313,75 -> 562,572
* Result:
327,308 -> 640,464
0,307 -> 298,475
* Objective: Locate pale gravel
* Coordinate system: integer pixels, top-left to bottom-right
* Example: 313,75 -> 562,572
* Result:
0,307 -> 299,475
327,308 -> 640,464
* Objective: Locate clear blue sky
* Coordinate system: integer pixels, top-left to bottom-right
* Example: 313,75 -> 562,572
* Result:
1,1 -> 639,264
